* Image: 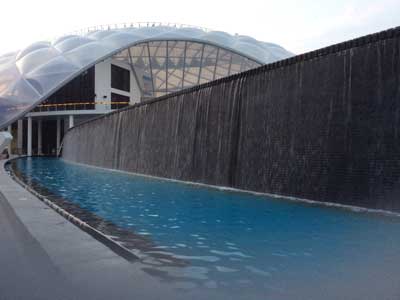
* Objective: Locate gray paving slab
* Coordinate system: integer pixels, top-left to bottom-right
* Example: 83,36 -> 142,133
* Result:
0,192 -> 74,300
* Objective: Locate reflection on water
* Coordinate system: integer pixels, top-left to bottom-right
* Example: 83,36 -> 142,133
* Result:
9,157 -> 400,300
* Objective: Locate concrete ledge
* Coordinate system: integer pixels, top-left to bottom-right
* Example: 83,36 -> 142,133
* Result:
6,157 -> 139,263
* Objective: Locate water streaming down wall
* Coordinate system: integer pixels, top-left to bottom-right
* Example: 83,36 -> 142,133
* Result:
63,27 -> 400,212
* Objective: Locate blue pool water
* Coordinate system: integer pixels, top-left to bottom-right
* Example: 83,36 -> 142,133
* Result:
11,157 -> 400,299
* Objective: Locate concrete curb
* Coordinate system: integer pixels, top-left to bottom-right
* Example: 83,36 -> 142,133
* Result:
5,157 -> 139,263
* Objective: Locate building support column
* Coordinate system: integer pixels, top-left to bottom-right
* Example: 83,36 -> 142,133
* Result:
17,119 -> 23,155
7,125 -> 12,155
68,115 -> 74,128
56,118 -> 61,155
38,119 -> 42,155
27,117 -> 32,156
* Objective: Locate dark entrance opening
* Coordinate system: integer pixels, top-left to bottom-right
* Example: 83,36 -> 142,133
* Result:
41,119 -> 64,156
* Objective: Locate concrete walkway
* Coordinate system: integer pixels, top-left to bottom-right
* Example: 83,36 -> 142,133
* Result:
0,160 -> 182,300
0,192 -> 74,300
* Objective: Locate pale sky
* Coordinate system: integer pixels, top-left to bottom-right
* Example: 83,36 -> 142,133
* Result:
0,0 -> 399,55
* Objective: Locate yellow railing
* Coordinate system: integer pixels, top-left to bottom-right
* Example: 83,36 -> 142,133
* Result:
33,101 -> 130,112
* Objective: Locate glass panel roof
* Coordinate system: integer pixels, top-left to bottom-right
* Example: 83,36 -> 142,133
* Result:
0,24 -> 293,128
113,40 -> 266,97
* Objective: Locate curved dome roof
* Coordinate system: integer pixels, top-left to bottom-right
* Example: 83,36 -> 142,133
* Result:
0,24 -> 293,128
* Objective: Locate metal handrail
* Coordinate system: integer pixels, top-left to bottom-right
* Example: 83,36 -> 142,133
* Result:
64,22 -> 212,38
33,101 -> 130,112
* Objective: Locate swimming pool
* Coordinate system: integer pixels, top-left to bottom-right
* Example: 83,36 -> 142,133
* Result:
10,157 -> 400,299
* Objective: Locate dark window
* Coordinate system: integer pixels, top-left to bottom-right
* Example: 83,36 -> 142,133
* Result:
40,66 -> 95,111
111,93 -> 130,110
111,64 -> 130,92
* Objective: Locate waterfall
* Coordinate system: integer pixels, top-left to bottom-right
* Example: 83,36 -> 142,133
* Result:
62,28 -> 400,212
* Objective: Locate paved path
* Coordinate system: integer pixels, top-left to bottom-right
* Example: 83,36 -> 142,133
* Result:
0,160 -> 183,300
0,192 -> 74,300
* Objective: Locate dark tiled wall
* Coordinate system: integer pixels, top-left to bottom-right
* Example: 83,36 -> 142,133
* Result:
63,28 -> 400,212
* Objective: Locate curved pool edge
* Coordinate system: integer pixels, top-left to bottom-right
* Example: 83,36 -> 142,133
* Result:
0,157 -> 201,300
5,156 -> 140,263
61,157 -> 400,219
